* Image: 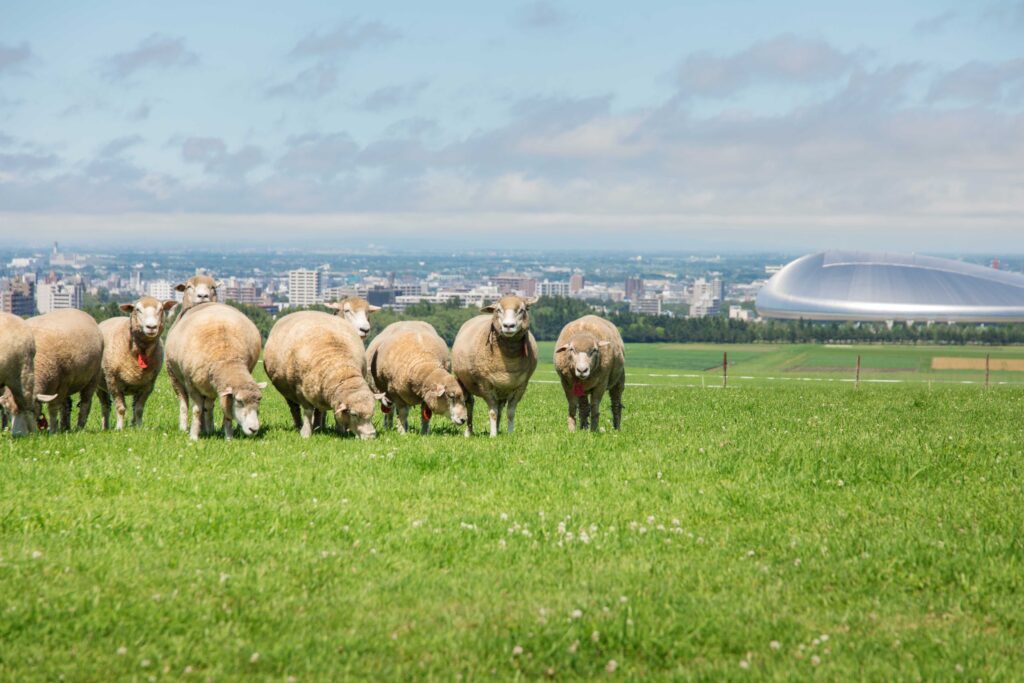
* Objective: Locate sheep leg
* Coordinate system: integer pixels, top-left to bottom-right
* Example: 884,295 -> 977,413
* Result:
312,409 -> 326,431
588,388 -> 606,433
487,399 -> 503,438
420,406 -> 430,436
463,392 -> 474,438
383,409 -> 393,431
188,395 -> 204,441
98,390 -> 111,431
76,374 -> 98,430
48,400 -> 61,434
60,397 -> 72,432
168,366 -> 189,431
112,390 -> 128,431
578,394 -> 591,431
396,404 -> 410,435
565,392 -> 579,433
506,394 -> 523,435
203,401 -> 215,435
610,379 -> 624,430
219,394 -> 234,440
132,385 -> 153,427
300,406 -> 314,439
286,399 -> 302,429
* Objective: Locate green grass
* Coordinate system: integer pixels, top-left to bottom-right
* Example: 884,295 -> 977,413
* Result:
2,346 -> 1024,680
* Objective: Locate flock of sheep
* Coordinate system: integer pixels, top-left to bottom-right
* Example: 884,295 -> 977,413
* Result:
0,274 -> 626,440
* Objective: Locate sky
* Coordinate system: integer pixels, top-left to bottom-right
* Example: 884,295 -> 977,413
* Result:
1,0 -> 1023,252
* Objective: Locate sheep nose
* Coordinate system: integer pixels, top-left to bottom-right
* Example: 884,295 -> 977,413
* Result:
577,367 -> 590,378
502,323 -> 516,332
359,326 -> 370,336
144,325 -> 158,335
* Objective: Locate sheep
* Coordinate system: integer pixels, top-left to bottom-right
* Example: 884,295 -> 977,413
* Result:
263,311 -> 380,439
165,302 -> 265,440
451,295 -> 539,437
96,296 -> 178,430
167,274 -> 221,427
324,296 -> 381,339
25,309 -> 104,433
0,312 -> 55,436
366,321 -> 468,435
553,315 -> 625,433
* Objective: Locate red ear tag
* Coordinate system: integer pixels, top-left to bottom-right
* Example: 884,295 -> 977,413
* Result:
422,405 -> 432,421
380,404 -> 392,414
137,354 -> 149,370
573,382 -> 585,398
38,415 -> 48,430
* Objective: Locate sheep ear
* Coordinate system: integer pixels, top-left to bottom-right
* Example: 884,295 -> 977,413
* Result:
324,302 -> 342,310
434,383 -> 446,397
523,296 -> 539,308
480,303 -> 498,313
373,392 -> 387,401
119,303 -> 135,313
367,305 -> 382,313
36,393 -> 58,403
174,283 -> 187,292
338,402 -> 349,412
555,344 -> 569,353
256,382 -> 267,389
214,280 -> 224,289
219,387 -> 233,397
162,300 -> 178,312
598,340 -> 611,347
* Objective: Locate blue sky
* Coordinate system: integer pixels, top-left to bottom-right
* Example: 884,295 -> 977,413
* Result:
1,0 -> 1023,250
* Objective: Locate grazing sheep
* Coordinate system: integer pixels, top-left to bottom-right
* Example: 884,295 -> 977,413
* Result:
366,321 -> 467,435
451,295 -> 539,437
264,311 -> 380,439
325,296 -> 381,339
167,274 -> 221,426
0,312 -> 55,436
97,296 -> 178,430
165,302 -> 265,440
25,309 -> 104,433
553,315 -> 625,433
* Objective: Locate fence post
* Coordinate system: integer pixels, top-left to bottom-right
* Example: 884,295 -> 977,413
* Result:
985,353 -> 990,388
855,354 -> 861,389
723,351 -> 728,388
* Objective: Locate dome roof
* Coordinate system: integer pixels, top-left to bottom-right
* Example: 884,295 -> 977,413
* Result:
756,251 -> 1024,322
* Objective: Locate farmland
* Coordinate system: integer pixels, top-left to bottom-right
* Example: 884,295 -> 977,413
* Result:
2,343 -> 1023,680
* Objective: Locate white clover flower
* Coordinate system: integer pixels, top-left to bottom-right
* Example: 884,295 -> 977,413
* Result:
605,660 -> 617,673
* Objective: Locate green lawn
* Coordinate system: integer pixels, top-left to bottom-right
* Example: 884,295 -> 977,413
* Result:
2,348 -> 1024,680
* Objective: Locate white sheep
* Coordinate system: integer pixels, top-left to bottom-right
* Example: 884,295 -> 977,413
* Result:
167,274 -> 222,427
97,296 -> 178,430
165,302 -> 265,440
325,296 -> 381,339
0,312 -> 55,435
25,309 -> 104,432
366,320 -> 468,434
451,295 -> 539,437
553,315 -> 625,432
263,311 -> 380,439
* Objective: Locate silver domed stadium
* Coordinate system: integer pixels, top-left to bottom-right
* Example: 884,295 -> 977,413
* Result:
756,251 -> 1024,323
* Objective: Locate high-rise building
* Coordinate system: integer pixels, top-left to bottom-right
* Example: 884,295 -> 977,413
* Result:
539,280 -> 571,297
222,277 -> 261,305
35,280 -> 83,314
1,277 -> 35,315
624,277 -> 644,301
288,268 -> 326,306
147,280 -> 175,301
493,273 -> 538,297
630,297 -> 662,315
569,273 -> 585,294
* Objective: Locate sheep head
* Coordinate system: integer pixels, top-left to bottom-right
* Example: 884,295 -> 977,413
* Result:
555,332 -> 610,380
482,295 -> 537,339
325,296 -> 381,339
120,296 -> 177,340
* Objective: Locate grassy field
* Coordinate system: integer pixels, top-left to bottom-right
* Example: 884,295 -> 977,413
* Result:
2,344 -> 1024,680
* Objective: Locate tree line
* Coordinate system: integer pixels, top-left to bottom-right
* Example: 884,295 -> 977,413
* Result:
81,296 -> 1024,346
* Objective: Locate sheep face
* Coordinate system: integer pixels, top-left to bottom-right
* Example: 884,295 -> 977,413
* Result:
334,394 -> 377,439
120,296 -> 177,340
221,384 -> 265,436
482,295 -> 538,339
425,377 -> 468,426
175,275 -> 221,306
326,297 -> 381,339
556,333 -> 610,380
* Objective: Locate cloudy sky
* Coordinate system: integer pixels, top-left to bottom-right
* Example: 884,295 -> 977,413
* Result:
1,0 -> 1023,251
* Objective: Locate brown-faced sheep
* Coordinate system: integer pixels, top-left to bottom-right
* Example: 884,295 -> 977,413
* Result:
553,315 -> 625,432
165,302 -> 265,440
451,295 -> 539,437
264,311 -> 380,439
324,296 -> 381,339
25,309 -> 104,433
0,312 -> 55,436
366,321 -> 467,435
97,296 -> 177,430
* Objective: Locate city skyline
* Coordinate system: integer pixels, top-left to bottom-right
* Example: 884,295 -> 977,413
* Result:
2,1 -> 1022,251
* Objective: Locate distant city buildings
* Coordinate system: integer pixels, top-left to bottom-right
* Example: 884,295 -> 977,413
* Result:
624,277 -> 644,302
288,268 -> 327,306
729,305 -> 753,321
630,297 -> 662,315
1,276 -> 35,315
35,278 -> 84,314
493,273 -> 537,297
569,273 -> 585,294
147,280 -> 176,301
538,279 -> 571,297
